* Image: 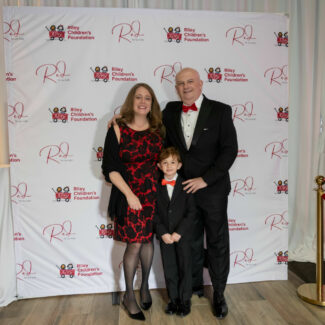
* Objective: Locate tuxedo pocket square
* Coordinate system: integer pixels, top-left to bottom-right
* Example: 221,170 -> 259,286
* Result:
203,128 -> 209,131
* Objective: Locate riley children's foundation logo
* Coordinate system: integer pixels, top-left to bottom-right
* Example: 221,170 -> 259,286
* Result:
228,218 -> 249,231
274,180 -> 288,194
275,250 -> 288,264
90,66 -> 138,82
6,72 -> 16,82
265,211 -> 288,231
93,146 -> 104,161
43,220 -> 75,243
46,24 -> 65,41
8,102 -> 28,124
111,20 -> 143,43
153,62 -> 182,84
35,60 -> 70,84
52,186 -> 71,202
49,106 -> 68,123
164,26 -> 182,43
164,26 -> 210,43
225,24 -> 256,46
46,24 -> 95,41
14,232 -> 25,241
3,19 -> 24,41
58,263 -> 75,278
230,176 -> 256,197
39,142 -> 72,164
264,65 -> 288,86
232,101 -> 255,122
205,67 -> 248,83
49,106 -> 97,123
205,67 -> 222,83
274,32 -> 288,47
230,248 -> 256,268
274,106 -> 289,122
9,153 -> 21,163
96,223 -> 114,239
11,182 -> 31,204
17,260 -> 36,280
264,138 -> 288,159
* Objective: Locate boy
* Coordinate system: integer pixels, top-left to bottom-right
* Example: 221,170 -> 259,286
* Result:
154,147 -> 196,317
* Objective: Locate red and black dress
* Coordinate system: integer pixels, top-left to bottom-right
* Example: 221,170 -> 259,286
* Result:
102,124 -> 163,243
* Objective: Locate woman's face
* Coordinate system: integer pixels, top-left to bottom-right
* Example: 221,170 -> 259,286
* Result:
133,86 -> 152,117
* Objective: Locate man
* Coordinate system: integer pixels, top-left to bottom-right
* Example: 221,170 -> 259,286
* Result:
163,67 -> 238,319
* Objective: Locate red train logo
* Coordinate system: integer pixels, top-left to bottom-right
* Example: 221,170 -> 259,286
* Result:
46,25 -> 65,41
275,250 -> 288,264
96,224 -> 114,238
205,67 -> 222,83
90,66 -> 109,82
274,180 -> 288,194
274,32 -> 288,47
49,107 -> 68,123
164,26 -> 182,43
274,107 -> 288,122
59,263 -> 75,278
93,147 -> 103,161
52,186 -> 71,202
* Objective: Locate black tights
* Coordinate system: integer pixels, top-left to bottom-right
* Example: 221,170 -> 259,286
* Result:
123,242 -> 154,313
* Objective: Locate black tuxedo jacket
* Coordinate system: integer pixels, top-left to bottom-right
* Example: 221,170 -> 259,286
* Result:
154,176 -> 196,240
163,95 -> 238,197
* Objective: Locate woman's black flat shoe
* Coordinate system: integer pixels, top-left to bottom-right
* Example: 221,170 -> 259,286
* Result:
122,300 -> 145,321
140,300 -> 152,310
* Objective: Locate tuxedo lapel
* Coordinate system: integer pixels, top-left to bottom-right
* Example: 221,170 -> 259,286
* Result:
173,104 -> 187,151
170,177 -> 183,205
159,184 -> 170,204
190,96 -> 212,148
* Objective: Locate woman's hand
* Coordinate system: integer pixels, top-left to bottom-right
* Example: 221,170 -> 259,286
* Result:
126,193 -> 142,210
107,114 -> 122,129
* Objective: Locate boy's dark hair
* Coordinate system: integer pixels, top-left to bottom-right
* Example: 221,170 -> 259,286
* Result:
158,147 -> 182,163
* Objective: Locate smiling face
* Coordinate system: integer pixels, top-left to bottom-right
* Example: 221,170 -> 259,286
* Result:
133,86 -> 152,117
175,68 -> 203,105
158,155 -> 182,179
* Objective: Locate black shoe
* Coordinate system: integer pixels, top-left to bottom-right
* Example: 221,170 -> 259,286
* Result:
122,298 -> 145,321
213,292 -> 228,319
177,300 -> 191,317
165,300 -> 178,315
140,291 -> 152,310
192,285 -> 204,297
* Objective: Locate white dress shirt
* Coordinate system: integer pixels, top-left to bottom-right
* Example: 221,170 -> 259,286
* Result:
164,174 -> 178,199
181,94 -> 204,149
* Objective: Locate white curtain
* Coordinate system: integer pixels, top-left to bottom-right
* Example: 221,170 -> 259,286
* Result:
1,0 -> 324,306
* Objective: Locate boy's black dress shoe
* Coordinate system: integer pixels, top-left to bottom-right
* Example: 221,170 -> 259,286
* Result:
213,292 -> 228,319
165,300 -> 178,314
177,300 -> 191,317
122,299 -> 145,321
192,285 -> 204,297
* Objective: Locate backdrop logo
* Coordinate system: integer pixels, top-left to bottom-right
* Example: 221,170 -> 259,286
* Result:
232,101 -> 255,122
10,153 -> 21,163
231,176 -> 256,197
164,26 -> 182,43
6,72 -> 16,82
43,220 -> 75,243
230,248 -> 255,268
225,24 -> 256,45
264,65 -> 288,85
11,182 -> 31,204
58,263 -> 75,278
111,20 -> 143,43
93,146 -> 103,161
153,62 -> 182,84
90,66 -> 109,82
237,149 -> 248,158
205,67 -> 248,83
274,180 -> 288,194
46,24 -> 65,41
228,218 -> 249,231
52,186 -> 71,202
90,66 -> 137,82
274,32 -> 288,47
275,250 -> 288,264
17,260 -> 36,280
96,223 -> 114,238
35,60 -> 70,84
39,142 -> 72,164
49,106 -> 68,123
3,19 -> 24,41
14,232 -> 25,241
205,67 -> 222,83
274,106 -> 288,122
8,102 -> 28,124
265,211 -> 288,231
265,138 -> 288,159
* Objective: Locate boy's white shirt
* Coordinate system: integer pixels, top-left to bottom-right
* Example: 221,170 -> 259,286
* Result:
164,173 -> 178,199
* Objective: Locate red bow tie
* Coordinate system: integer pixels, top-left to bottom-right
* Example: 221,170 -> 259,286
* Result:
182,103 -> 197,113
162,179 -> 176,186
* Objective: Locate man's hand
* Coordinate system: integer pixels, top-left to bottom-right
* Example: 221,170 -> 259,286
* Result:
107,114 -> 122,129
182,177 -> 208,193
171,232 -> 181,242
161,233 -> 174,244
126,193 -> 142,210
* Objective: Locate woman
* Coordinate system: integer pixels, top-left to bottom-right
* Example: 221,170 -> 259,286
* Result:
102,83 -> 164,321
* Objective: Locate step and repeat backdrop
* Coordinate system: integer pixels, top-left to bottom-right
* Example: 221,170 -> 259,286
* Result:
3,6 -> 288,299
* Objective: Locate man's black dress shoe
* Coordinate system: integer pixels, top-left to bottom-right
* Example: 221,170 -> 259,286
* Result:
122,299 -> 145,321
177,300 -> 191,317
213,292 -> 228,319
192,285 -> 204,297
165,300 -> 178,315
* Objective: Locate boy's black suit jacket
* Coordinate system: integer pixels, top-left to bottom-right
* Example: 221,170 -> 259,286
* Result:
163,95 -> 238,197
154,175 -> 196,240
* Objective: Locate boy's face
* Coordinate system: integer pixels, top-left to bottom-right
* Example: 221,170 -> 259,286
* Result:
158,155 -> 182,179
